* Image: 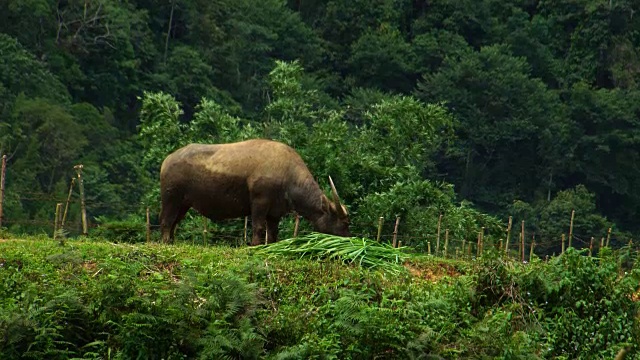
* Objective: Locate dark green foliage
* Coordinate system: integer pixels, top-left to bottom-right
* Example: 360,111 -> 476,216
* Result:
0,241 -> 267,359
3,238 -> 638,359
469,248 -> 640,359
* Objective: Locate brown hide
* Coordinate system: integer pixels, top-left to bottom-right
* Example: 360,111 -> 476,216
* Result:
159,139 -> 350,245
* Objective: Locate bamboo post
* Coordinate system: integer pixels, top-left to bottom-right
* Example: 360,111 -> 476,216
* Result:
202,217 -> 208,245
478,227 -> 484,257
561,234 -> 566,253
589,237 -> 594,256
74,164 -> 88,236
568,209 -> 575,249
0,154 -> 6,229
146,207 -> 151,243
444,229 -> 449,258
436,213 -> 443,255
518,237 -> 522,261
243,216 -> 248,246
392,216 -> 400,248
61,177 -> 75,229
293,213 -> 300,237
427,241 -> 431,255
606,227 -> 612,247
600,237 -> 604,249
54,203 -> 62,240
476,231 -> 481,257
376,216 -> 383,242
504,216 -> 512,255
520,220 -> 525,263
529,238 -> 535,262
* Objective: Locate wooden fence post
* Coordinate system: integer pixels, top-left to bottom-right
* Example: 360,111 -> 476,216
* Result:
293,213 -> 300,237
561,234 -> 565,254
444,229 -> 449,258
392,216 -> 400,248
529,237 -> 535,262
74,164 -> 88,235
54,203 -> 62,240
606,227 -> 612,247
504,216 -> 512,256
61,177 -> 75,229
376,216 -> 383,242
568,209 -> 575,248
0,154 -> 6,229
243,216 -> 248,246
477,230 -> 482,258
520,220 -> 525,263
146,207 -> 151,243
436,213 -> 442,255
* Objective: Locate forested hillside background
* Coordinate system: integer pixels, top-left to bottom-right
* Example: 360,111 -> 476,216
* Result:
1,0 -> 640,251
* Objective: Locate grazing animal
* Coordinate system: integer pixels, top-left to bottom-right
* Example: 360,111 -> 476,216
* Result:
159,139 -> 351,245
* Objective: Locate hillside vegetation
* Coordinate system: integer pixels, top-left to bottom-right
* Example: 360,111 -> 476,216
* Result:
0,235 -> 638,359
2,0 -> 640,250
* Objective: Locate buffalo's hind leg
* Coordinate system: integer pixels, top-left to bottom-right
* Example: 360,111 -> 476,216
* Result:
250,199 -> 269,246
160,202 -> 189,244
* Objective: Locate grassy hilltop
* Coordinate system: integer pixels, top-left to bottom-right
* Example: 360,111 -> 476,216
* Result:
0,234 -> 638,359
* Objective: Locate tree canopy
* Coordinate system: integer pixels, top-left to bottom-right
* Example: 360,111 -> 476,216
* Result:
1,0 -> 639,248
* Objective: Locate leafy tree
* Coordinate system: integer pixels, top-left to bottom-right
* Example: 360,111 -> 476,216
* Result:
10,97 -> 87,193
416,44 -> 570,211
566,82 -> 640,232
347,26 -> 416,92
0,34 -> 70,107
150,45 -> 239,119
410,29 -> 472,75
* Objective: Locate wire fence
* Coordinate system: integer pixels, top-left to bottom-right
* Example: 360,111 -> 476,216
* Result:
0,159 -> 637,261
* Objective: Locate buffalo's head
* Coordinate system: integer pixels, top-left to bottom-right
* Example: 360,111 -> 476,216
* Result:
315,176 -> 351,237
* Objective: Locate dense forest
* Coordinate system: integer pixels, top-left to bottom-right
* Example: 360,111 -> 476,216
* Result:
1,0 -> 640,251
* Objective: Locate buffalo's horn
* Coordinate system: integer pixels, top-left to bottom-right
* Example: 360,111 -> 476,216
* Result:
328,176 -> 347,216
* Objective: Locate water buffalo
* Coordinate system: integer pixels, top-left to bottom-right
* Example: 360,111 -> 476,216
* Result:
159,139 -> 351,245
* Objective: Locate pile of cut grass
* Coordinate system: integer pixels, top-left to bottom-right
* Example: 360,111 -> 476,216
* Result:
252,233 -> 409,274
